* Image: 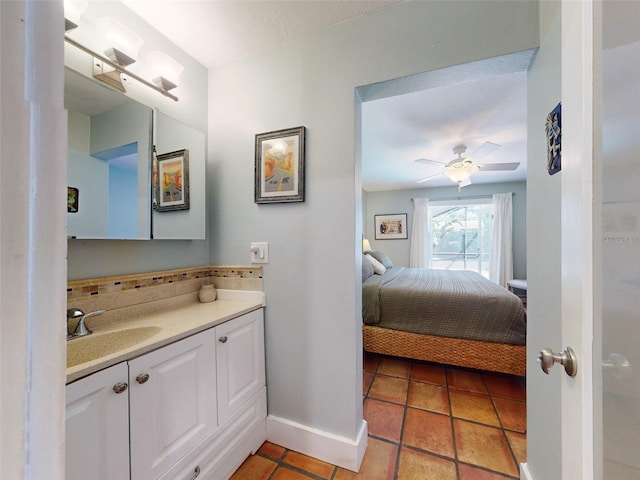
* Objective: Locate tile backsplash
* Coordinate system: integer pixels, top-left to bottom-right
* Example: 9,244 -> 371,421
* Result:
67,266 -> 263,330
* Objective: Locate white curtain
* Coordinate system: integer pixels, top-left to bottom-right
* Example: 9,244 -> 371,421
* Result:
409,198 -> 431,268
490,192 -> 513,287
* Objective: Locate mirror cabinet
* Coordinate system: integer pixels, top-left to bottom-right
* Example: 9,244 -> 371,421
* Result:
65,67 -> 205,240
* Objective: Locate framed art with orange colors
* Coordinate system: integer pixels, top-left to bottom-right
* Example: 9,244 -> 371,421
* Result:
255,126 -> 305,204
155,149 -> 190,212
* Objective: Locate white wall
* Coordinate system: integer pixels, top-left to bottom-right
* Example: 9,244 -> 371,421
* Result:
91,100 -> 152,239
525,1 -> 562,478
108,165 -> 138,238
364,181 -> 527,278
1,1 -> 67,478
208,0 -> 538,463
68,110 -> 109,238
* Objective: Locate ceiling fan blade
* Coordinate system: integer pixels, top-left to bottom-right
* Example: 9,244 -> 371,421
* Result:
460,178 -> 472,187
415,158 -> 446,165
478,162 -> 520,171
469,141 -> 501,160
416,172 -> 443,184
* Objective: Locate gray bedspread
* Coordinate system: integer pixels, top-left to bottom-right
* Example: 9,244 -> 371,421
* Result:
363,267 -> 526,345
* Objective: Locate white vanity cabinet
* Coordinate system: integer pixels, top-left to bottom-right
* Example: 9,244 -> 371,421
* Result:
65,362 -> 130,480
129,327 -> 218,480
216,308 -> 266,424
65,308 -> 266,480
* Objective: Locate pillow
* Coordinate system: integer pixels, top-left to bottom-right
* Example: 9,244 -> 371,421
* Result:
365,254 -> 387,275
367,250 -> 393,269
362,254 -> 375,282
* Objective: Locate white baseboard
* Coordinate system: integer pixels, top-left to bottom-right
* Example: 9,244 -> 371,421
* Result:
520,462 -> 533,480
266,415 -> 368,472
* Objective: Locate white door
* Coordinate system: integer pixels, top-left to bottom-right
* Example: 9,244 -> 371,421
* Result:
65,362 -> 130,480
129,329 -> 217,480
543,2 -> 640,479
216,309 -> 266,424
555,1 -> 599,478
600,1 -> 640,478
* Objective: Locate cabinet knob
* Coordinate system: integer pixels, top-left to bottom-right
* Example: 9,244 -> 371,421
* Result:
113,382 -> 128,394
190,465 -> 201,479
136,373 -> 150,384
218,336 -> 228,343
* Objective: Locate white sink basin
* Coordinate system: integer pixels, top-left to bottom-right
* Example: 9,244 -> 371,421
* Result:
67,327 -> 161,368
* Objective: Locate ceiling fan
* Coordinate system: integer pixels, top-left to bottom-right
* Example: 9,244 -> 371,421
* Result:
415,141 -> 520,191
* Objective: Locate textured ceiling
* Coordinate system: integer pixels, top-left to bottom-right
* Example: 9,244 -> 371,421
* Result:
362,70 -> 528,191
118,0 -> 529,192
121,0 -> 404,69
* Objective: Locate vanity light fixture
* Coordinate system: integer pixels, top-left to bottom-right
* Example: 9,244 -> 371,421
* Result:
64,36 -> 179,102
146,51 -> 184,92
63,0 -> 87,31
97,17 -> 143,65
92,17 -> 144,92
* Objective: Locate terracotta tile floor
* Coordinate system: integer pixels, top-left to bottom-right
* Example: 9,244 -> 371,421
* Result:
231,352 -> 526,479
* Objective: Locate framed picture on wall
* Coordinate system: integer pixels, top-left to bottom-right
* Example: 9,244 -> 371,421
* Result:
255,126 -> 306,204
67,187 -> 79,213
374,213 -> 407,240
155,149 -> 190,212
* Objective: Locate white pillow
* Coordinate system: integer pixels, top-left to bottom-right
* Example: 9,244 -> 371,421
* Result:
365,254 -> 387,275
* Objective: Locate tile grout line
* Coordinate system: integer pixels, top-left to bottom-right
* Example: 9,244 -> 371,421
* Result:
392,362 -> 415,480
259,449 -> 336,480
443,367 -> 463,480
485,380 -> 524,476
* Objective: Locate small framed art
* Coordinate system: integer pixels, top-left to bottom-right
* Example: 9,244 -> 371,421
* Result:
375,213 -> 407,240
67,187 -> 79,213
255,126 -> 305,204
156,149 -> 190,212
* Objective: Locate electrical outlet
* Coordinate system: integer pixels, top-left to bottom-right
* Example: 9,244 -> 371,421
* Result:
250,242 -> 269,264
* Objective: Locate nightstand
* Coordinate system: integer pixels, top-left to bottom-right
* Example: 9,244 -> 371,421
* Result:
507,279 -> 527,307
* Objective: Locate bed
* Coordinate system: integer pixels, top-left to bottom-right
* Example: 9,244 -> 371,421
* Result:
362,251 -> 527,376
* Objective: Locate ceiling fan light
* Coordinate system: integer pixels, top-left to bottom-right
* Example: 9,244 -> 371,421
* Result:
444,164 -> 479,184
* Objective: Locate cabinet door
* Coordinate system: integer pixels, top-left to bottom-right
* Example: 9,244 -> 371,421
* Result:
66,362 -> 130,480
129,329 -> 217,480
216,309 -> 265,424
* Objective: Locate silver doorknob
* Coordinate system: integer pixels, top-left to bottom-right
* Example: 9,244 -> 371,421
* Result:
538,346 -> 578,377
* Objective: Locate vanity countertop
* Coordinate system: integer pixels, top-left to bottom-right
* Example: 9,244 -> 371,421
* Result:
66,289 -> 265,384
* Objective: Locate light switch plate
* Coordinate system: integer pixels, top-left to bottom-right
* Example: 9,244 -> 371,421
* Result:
250,242 -> 269,264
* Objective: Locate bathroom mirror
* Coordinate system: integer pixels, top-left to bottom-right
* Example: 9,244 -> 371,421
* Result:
66,67 -> 153,239
65,68 -> 206,240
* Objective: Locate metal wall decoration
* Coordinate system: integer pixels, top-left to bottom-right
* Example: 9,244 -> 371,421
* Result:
546,102 -> 562,175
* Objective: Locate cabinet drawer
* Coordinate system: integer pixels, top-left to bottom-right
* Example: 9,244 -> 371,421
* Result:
157,387 -> 267,480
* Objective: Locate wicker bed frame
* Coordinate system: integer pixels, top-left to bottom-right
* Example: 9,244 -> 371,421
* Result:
363,324 -> 526,376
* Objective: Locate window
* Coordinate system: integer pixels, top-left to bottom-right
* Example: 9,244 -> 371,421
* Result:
429,199 -> 493,278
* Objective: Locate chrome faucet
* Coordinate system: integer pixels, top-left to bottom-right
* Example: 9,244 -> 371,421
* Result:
66,308 -> 105,340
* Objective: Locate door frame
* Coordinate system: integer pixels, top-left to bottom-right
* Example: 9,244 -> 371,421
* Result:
559,0 -> 601,478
